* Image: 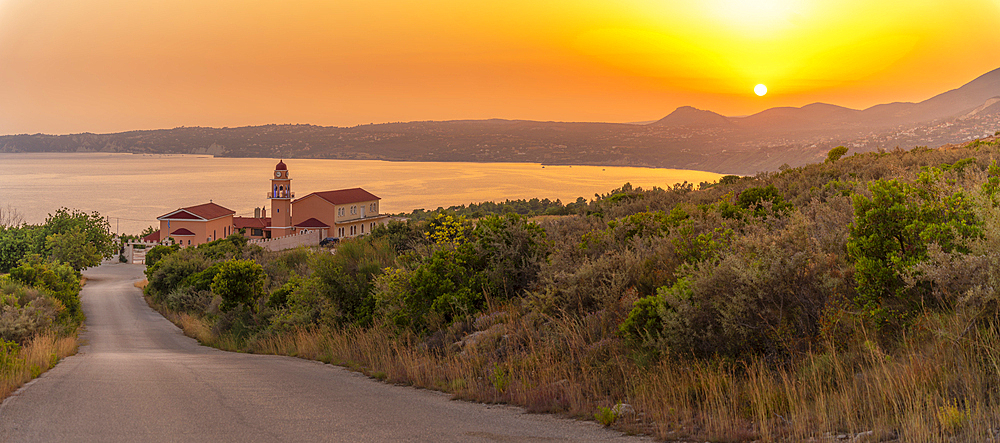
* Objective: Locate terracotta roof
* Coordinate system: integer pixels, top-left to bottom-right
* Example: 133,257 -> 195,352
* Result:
142,230 -> 161,242
233,216 -> 271,229
170,228 -> 196,236
158,202 -> 235,221
295,218 -> 330,228
297,188 -> 379,205
275,159 -> 287,170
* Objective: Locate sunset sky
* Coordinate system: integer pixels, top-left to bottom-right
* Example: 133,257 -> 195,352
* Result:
1,0 -> 999,135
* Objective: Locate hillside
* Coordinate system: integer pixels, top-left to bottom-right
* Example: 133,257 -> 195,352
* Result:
141,135 -> 1000,442
1,68 -> 999,175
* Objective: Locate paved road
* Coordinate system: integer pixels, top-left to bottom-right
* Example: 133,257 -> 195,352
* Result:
0,263 -> 647,442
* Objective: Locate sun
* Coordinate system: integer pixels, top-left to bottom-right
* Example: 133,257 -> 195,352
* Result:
754,84 -> 767,96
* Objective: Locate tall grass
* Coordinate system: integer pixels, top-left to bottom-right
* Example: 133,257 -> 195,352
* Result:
0,333 -> 78,400
154,297 -> 1000,442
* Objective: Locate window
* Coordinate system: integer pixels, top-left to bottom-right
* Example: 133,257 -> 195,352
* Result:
361,224 -> 364,234
371,222 -> 375,231
252,228 -> 263,236
338,227 -> 344,237
351,205 -> 356,215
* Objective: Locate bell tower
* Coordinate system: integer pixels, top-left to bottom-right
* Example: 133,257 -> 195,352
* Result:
269,160 -> 293,237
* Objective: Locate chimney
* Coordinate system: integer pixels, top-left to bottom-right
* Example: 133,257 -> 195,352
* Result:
255,207 -> 261,218
262,208 -> 266,218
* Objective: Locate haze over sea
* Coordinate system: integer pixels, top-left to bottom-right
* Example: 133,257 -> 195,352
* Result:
1,153 -> 723,235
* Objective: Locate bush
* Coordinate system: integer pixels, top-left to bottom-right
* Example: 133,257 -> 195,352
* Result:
211,259 -> 266,313
848,175 -> 980,330
624,214 -> 839,359
473,213 -> 547,299
8,255 -> 82,323
0,280 -> 63,344
145,244 -> 179,268
309,239 -> 396,326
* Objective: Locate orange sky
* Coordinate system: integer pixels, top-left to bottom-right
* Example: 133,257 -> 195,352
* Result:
1,0 -> 999,134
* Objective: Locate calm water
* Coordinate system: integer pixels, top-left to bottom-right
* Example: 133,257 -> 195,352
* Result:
0,153 -> 724,235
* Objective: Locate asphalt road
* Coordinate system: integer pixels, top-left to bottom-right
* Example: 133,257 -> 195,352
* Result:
0,263 -> 647,442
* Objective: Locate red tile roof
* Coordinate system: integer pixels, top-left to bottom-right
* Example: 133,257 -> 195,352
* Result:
295,218 -> 330,228
142,230 -> 161,242
158,202 -> 235,221
233,216 -> 271,229
298,188 -> 379,205
170,228 -> 196,236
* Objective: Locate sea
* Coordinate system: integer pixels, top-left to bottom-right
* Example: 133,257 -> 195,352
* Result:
0,153 -> 725,235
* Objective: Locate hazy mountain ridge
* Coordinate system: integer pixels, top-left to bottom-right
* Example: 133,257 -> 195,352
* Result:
2,68 -> 999,175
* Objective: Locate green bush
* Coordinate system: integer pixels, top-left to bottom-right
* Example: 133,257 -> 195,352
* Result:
145,244 -> 179,268
211,259 -> 266,313
736,185 -> 793,217
8,255 -> 82,323
848,174 -> 980,330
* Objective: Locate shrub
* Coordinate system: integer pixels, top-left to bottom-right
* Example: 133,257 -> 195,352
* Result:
474,213 -> 548,299
848,175 -> 980,330
309,239 -> 396,326
211,259 -> 266,313
736,185 -> 793,217
145,244 -> 179,268
629,213 -> 838,359
8,255 -> 82,323
0,280 -> 62,344
145,249 -> 211,300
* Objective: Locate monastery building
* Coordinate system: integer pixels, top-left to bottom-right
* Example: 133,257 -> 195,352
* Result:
145,160 -> 388,248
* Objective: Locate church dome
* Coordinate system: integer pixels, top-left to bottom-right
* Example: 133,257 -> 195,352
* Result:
275,159 -> 287,170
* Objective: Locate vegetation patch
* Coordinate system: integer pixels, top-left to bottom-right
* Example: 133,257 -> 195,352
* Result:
0,207 -> 111,399
143,139 -> 1000,441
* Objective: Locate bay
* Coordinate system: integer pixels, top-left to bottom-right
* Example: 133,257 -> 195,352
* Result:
0,153 -> 725,235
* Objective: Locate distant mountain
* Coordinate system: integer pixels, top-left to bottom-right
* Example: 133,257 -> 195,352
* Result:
715,66 -> 1000,133
1,67 -> 999,175
651,106 -> 735,128
735,103 -> 860,132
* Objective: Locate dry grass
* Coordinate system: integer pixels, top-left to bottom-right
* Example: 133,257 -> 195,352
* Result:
145,295 -> 1000,441
0,333 -> 79,401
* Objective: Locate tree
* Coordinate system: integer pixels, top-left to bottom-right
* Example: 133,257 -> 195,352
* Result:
34,208 -> 114,270
47,226 -> 100,271
140,226 -> 157,239
0,226 -> 36,273
826,146 -> 849,163
211,259 -> 266,313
